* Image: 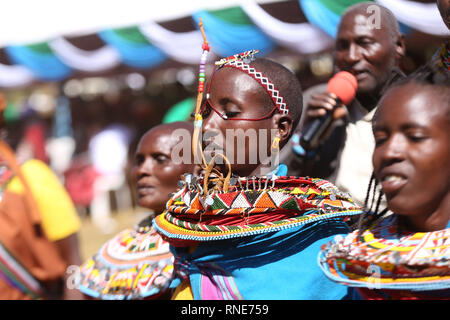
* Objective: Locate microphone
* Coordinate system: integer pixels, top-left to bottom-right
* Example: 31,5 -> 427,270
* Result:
300,71 -> 357,150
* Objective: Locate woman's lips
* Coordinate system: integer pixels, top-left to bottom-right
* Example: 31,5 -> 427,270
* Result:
137,185 -> 155,196
380,174 -> 407,195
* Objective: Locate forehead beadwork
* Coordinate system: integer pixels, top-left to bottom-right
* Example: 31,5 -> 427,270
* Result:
214,50 -> 289,116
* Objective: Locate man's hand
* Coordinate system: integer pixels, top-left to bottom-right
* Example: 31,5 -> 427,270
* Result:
303,91 -> 349,143
306,92 -> 348,120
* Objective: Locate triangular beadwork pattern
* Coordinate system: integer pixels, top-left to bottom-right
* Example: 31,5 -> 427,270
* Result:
217,192 -> 238,208
231,192 -> 252,208
211,195 -> 229,210
280,197 -> 299,211
243,190 -> 260,206
253,191 -> 277,208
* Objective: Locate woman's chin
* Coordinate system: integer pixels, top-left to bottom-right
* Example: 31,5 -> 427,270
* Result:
138,197 -> 163,212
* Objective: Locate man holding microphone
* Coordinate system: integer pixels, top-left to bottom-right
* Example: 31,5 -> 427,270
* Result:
286,2 -> 406,207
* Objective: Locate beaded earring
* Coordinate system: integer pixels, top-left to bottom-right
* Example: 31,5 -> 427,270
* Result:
270,136 -> 281,171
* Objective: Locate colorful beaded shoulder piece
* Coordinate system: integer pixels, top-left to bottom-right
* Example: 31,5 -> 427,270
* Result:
319,214 -> 450,292
78,216 -> 174,300
153,175 -> 362,245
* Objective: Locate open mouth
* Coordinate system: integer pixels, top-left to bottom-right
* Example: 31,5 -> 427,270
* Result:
380,174 -> 407,195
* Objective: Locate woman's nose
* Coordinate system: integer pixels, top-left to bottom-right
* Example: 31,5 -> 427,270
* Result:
202,109 -> 222,133
380,134 -> 406,163
137,158 -> 154,176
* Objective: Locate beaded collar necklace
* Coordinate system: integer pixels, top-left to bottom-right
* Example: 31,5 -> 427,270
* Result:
154,174 -> 362,245
319,214 -> 450,292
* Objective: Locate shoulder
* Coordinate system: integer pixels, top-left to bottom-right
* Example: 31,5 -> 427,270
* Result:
21,159 -> 56,180
20,159 -> 67,194
7,159 -> 54,192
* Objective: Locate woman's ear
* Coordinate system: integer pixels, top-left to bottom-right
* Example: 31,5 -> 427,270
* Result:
272,113 -> 293,147
395,34 -> 406,62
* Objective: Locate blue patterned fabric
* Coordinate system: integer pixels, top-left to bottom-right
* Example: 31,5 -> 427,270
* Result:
171,218 -> 351,300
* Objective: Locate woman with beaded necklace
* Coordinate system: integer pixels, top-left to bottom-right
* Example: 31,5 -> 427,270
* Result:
153,50 -> 363,300
78,122 -> 195,299
319,75 -> 450,299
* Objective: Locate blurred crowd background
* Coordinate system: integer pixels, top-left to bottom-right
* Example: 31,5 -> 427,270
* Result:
0,0 -> 448,260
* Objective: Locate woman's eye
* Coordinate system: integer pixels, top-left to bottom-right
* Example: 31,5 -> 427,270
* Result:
135,154 -> 145,166
373,132 -> 388,146
405,129 -> 428,142
374,138 -> 386,147
201,105 -> 211,118
407,134 -> 427,142
224,110 -> 240,119
154,154 -> 169,164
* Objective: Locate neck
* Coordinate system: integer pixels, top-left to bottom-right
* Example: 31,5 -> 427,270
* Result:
399,194 -> 450,232
356,92 -> 379,112
357,67 -> 405,112
152,205 -> 166,215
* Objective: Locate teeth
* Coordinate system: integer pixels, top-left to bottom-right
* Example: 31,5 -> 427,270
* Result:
383,175 -> 404,182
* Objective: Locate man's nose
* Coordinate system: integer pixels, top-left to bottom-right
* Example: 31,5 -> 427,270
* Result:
346,43 -> 362,65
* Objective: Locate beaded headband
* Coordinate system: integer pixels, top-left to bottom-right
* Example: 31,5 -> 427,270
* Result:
214,50 -> 289,116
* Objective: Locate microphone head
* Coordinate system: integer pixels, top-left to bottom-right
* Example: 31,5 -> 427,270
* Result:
327,71 -> 358,105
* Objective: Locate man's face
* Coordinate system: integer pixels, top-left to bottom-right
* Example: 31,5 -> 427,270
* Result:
334,11 -> 400,96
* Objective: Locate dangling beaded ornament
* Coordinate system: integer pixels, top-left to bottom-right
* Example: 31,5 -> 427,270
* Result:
192,18 -> 210,167
197,19 -> 209,95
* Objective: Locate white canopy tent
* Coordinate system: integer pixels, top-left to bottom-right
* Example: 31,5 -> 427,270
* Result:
0,0 -> 282,46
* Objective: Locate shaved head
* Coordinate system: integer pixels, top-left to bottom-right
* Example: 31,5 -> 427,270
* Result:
144,121 -> 194,139
249,58 -> 303,131
342,2 -> 401,40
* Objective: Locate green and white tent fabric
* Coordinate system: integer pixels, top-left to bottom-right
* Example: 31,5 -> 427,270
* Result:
0,0 -> 448,88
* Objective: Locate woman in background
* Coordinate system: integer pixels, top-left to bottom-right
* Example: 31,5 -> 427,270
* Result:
78,121 -> 195,299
